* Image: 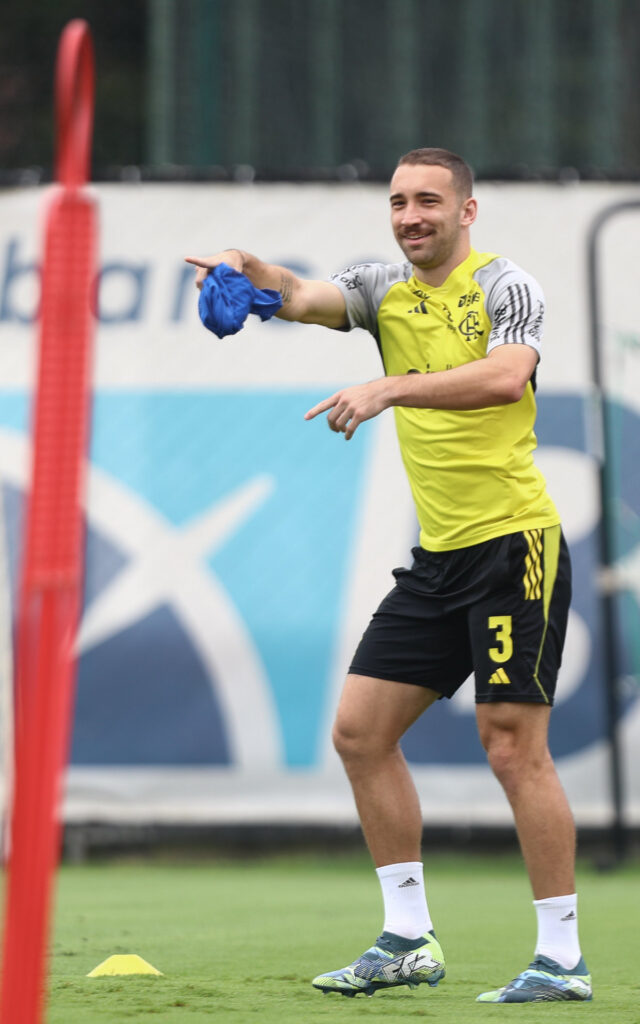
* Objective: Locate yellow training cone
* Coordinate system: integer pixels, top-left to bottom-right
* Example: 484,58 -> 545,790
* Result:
87,954 -> 164,977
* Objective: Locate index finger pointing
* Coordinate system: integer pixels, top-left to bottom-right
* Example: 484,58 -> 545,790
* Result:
304,394 -> 339,420
184,256 -> 214,267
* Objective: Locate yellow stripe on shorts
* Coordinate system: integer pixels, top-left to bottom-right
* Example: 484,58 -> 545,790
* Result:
523,529 -> 543,600
532,525 -> 562,703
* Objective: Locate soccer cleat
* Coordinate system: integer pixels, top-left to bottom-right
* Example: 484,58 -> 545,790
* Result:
311,930 -> 445,997
476,954 -> 592,1003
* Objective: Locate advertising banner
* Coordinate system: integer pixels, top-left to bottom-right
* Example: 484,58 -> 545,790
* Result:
0,181 -> 639,825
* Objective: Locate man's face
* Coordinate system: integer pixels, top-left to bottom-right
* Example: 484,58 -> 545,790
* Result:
389,163 -> 476,270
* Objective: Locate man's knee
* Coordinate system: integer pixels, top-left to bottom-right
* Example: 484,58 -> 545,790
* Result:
331,717 -> 354,762
477,703 -> 552,788
483,729 -> 528,786
332,714 -> 385,764
332,673 -> 437,766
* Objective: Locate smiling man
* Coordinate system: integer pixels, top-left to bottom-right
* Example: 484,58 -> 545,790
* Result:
186,148 -> 591,1004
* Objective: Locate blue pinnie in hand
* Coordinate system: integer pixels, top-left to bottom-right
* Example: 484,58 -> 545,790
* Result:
198,262 -> 283,338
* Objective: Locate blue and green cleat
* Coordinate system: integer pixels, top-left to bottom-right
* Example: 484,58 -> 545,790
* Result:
476,954 -> 592,1003
311,930 -> 445,997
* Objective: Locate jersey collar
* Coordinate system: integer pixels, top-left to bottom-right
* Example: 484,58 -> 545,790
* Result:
408,248 -> 480,294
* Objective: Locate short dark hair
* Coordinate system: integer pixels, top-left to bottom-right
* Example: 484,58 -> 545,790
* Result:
397,148 -> 474,198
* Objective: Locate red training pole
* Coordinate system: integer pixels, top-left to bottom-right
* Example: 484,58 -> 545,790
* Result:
0,20 -> 98,1024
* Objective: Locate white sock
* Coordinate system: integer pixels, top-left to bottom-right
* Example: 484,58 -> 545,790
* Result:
533,893 -> 582,970
376,862 -> 432,940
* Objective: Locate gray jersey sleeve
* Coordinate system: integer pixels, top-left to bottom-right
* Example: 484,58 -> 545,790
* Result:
329,261 -> 410,338
474,258 -> 545,359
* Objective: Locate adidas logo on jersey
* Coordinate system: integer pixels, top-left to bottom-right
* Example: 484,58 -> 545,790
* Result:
407,301 -> 429,314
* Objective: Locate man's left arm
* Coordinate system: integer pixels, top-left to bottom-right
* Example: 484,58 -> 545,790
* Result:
304,344 -> 538,440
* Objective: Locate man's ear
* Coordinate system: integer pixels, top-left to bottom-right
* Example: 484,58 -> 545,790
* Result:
461,197 -> 478,227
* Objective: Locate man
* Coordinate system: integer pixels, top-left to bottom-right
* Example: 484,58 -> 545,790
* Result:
186,148 -> 591,1003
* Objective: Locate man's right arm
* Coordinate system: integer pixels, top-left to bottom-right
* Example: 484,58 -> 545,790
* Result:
184,249 -> 348,329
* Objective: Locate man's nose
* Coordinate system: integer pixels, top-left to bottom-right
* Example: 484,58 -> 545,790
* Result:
401,203 -> 421,224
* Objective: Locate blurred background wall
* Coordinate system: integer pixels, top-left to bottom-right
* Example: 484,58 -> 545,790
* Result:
2,0 -> 640,184
1,0 -> 639,852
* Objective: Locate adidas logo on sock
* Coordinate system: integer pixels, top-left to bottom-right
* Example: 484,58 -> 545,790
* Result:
398,876 -> 419,888
560,910 -> 576,921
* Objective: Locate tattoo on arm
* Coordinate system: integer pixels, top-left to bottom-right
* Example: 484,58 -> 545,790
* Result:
279,272 -> 294,304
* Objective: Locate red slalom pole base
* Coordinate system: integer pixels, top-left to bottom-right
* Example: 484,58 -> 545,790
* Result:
1,591 -> 79,1024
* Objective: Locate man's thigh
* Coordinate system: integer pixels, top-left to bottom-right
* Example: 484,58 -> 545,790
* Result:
335,674 -> 441,748
475,700 -> 552,756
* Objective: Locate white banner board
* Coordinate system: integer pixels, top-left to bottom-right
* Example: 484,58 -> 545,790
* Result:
0,181 -> 639,826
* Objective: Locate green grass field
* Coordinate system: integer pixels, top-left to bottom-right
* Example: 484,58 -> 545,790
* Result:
43,851 -> 638,1023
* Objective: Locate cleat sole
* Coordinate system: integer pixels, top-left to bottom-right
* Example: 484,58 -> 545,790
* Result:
315,971 -> 445,997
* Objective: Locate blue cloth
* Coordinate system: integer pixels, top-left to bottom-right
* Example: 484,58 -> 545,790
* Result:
198,262 -> 283,338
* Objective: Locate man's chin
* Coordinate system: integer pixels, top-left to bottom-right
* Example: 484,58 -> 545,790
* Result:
404,248 -> 437,268
396,234 -> 438,261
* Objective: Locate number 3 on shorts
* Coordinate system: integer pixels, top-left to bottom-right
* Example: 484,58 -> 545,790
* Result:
488,615 -> 513,663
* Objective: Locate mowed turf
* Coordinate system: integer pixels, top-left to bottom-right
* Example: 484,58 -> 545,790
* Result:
42,851 -> 637,1023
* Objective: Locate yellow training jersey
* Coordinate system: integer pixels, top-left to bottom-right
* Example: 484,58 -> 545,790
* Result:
330,248 -> 560,551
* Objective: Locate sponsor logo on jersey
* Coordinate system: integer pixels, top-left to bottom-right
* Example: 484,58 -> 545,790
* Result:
330,265 -> 369,290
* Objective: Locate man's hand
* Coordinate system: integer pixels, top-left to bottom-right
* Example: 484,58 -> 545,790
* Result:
184,250 -> 347,327
305,379 -> 390,440
184,250 -> 245,290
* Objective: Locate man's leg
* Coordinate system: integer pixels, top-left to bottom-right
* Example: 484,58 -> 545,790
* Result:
475,701 -> 591,1003
312,673 -> 446,997
332,673 -> 438,866
475,701 -> 575,898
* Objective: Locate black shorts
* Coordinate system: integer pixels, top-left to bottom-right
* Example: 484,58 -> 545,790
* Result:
349,526 -> 571,705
